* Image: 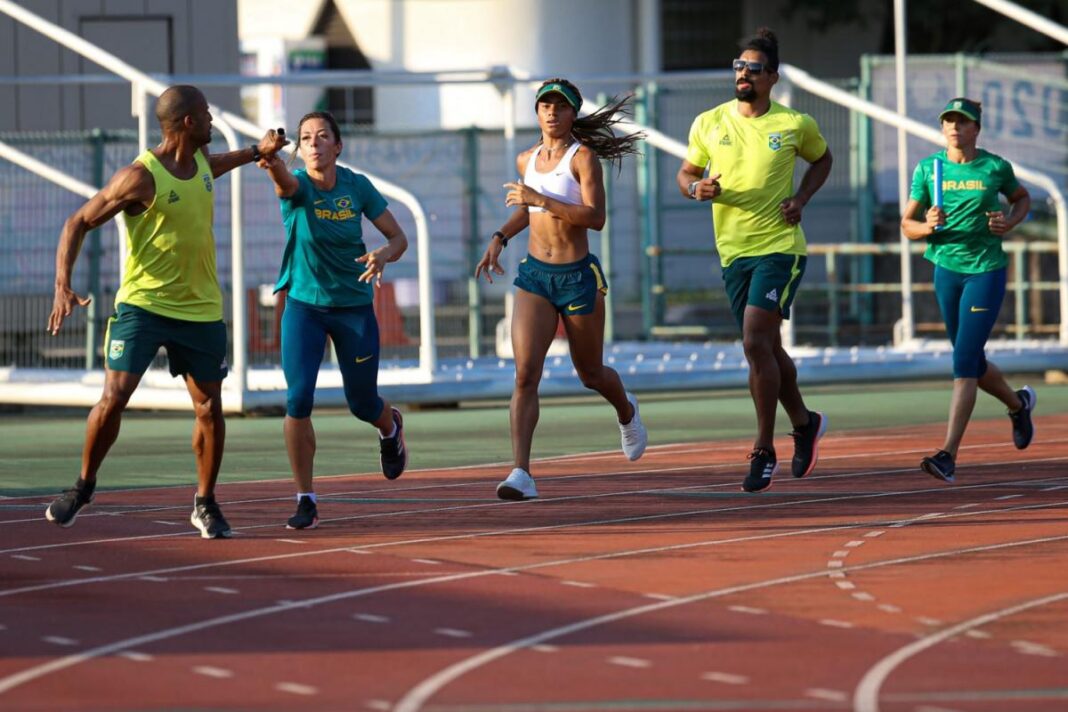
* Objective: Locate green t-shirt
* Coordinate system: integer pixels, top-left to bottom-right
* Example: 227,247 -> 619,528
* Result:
909,149 -> 1021,274
274,167 -> 388,307
685,100 -> 828,268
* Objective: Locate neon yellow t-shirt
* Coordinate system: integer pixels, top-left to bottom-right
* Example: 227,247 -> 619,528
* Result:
116,149 -> 222,321
685,100 -> 828,267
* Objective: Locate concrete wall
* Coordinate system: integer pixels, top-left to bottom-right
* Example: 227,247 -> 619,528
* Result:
0,0 -> 240,132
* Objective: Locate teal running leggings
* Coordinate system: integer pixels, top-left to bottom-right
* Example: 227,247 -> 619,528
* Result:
933,265 -> 1006,379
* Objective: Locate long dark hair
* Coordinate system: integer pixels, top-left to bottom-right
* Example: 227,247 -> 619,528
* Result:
536,78 -> 644,169
740,27 -> 780,72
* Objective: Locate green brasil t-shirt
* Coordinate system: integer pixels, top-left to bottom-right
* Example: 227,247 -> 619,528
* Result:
274,166 -> 388,307
909,149 -> 1021,274
685,100 -> 828,268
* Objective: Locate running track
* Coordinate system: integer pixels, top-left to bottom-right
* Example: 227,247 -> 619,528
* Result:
1,415 -> 1066,711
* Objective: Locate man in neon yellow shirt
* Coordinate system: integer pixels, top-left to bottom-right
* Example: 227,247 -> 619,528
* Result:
676,28 -> 833,493
45,85 -> 287,537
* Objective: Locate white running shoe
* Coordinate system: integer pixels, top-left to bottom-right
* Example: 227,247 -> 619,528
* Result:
619,392 -> 648,461
497,468 -> 538,500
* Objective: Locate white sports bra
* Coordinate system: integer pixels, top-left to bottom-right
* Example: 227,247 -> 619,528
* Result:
523,140 -> 583,213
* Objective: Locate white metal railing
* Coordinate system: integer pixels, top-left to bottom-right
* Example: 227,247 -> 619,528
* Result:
971,0 -> 1068,45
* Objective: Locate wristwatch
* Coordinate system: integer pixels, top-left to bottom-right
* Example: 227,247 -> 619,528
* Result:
250,144 -> 262,162
687,181 -> 699,199
493,230 -> 511,248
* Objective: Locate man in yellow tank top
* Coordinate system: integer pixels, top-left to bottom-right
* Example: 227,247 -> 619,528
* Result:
676,29 -> 833,494
45,85 -> 287,538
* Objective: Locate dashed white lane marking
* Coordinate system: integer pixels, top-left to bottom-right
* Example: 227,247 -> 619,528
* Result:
561,580 -> 596,588
878,604 -> 902,614
854,592 -> 1068,712
11,555 -> 40,561
916,617 -> 942,627
832,550 -> 851,558
1011,640 -> 1059,657
964,629 -> 991,639
494,570 -> 519,576
434,628 -> 471,639
366,701 -> 392,711
411,559 -> 440,565
276,539 -> 306,545
835,581 -> 856,590
953,503 -> 980,509
73,565 -> 102,572
995,494 -> 1024,501
193,666 -> 233,679
152,520 -> 181,526
727,605 -> 767,615
820,619 -> 854,629
42,637 -> 78,646
531,644 -> 558,653
701,671 -> 749,685
354,614 -> 390,624
276,682 -> 317,695
828,571 -> 846,579
139,575 -> 166,582
852,592 -> 876,602
806,688 -> 848,702
827,560 -> 844,568
864,530 -> 886,538
1040,485 -> 1068,492
204,587 -> 239,595
118,651 -> 153,662
845,540 -> 866,548
607,656 -> 651,669
643,593 -> 676,601
348,549 -> 373,555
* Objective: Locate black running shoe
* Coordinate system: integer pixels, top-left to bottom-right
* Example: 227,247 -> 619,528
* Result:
742,448 -> 778,493
286,496 -> 319,530
380,407 -> 407,480
45,483 -> 94,528
1009,386 -> 1036,450
791,410 -> 828,478
921,450 -> 956,483
190,495 -> 232,539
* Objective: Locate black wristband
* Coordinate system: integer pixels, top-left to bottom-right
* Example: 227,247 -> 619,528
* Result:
492,230 -> 510,248
250,144 -> 262,162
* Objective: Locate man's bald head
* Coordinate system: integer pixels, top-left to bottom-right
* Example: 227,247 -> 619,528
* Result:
155,85 -> 207,132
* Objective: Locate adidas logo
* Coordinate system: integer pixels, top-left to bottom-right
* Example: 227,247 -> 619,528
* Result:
167,190 -> 180,204
765,288 -> 778,302
719,134 -> 732,145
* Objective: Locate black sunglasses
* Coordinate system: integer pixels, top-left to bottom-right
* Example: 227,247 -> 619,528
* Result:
732,59 -> 766,74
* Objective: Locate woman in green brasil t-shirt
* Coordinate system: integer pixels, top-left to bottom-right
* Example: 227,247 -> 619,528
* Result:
901,97 -> 1035,484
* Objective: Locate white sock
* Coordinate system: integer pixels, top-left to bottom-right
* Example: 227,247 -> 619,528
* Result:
379,422 -> 398,440
297,492 -> 317,503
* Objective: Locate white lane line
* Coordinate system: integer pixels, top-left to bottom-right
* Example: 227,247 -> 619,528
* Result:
354,614 -> 390,624
139,576 -> 166,582
820,619 -> 854,629
836,581 -> 856,590
276,539 -> 306,545
193,666 -> 233,679
153,520 -> 181,526
607,656 -> 651,669
854,591 -> 1068,712
1040,485 -> 1068,492
727,605 -> 767,615
953,503 -> 980,509
118,651 -> 153,662
42,636 -> 78,646
4,509 -> 1066,699
390,533 -> 1068,712
845,540 -> 866,548
494,570 -> 519,577
852,592 -> 876,602
1010,640 -> 1059,657
643,593 -> 676,601
276,682 -> 317,696
864,530 -> 886,538
964,629 -> 991,639
366,701 -> 393,711
701,671 -> 749,684
561,580 -> 596,588
995,494 -> 1024,501
806,688 -> 848,702
832,550 -> 851,558
411,559 -> 440,565
827,560 -> 844,568
204,587 -> 239,595
828,571 -> 846,579
434,628 -> 472,639
348,549 -> 373,555
915,617 -> 942,627
11,555 -> 40,561
878,604 -> 902,614
73,565 -> 102,572
531,644 -> 558,653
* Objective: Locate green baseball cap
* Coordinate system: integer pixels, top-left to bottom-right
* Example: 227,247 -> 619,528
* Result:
939,97 -> 981,124
535,82 -> 581,111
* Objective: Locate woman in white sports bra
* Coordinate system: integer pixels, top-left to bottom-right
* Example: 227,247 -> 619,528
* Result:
475,78 -> 648,501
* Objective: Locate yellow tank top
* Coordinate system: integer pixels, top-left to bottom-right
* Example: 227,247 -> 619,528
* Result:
115,149 -> 222,321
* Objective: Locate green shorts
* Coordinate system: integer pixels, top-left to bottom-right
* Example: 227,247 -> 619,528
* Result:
722,253 -> 807,330
514,253 -> 608,316
104,303 -> 228,381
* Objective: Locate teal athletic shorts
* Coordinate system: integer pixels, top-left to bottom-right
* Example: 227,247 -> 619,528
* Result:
513,253 -> 608,316
722,253 -> 807,330
104,302 -> 228,381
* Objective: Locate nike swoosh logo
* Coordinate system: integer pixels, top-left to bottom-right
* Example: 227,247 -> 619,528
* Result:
355,355 -> 374,363
970,306 -> 989,313
314,199 -> 325,205
567,304 -> 586,312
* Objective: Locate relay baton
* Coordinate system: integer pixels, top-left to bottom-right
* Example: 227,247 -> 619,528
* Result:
932,158 -> 944,232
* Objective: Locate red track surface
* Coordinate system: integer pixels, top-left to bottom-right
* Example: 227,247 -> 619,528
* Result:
1,415 -> 1066,712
